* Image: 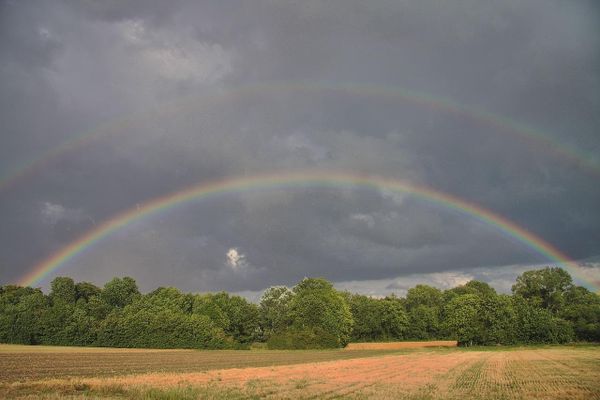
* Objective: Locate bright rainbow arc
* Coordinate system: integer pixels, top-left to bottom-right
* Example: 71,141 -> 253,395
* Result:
2,81 -> 598,194
19,171 -> 599,292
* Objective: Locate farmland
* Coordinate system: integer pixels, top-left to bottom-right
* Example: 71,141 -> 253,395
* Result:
1,344 -> 599,399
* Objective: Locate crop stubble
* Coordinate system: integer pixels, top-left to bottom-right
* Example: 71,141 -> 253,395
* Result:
1,345 -> 599,399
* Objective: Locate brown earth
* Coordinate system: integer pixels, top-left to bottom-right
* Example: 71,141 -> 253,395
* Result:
1,345 -> 599,399
0,344 -> 399,382
79,349 -> 480,398
345,340 -> 457,349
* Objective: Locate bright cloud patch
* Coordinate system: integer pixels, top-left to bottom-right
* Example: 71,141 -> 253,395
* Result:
40,202 -> 88,225
226,248 -> 246,270
118,19 -> 233,83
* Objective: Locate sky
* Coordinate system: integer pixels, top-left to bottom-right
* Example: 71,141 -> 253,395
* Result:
1,0 -> 599,299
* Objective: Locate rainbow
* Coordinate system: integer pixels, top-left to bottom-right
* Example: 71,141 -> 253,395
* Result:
19,171 -> 599,292
2,82 -> 598,193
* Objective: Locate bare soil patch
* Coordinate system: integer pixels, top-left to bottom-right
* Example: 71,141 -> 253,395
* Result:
346,340 -> 457,349
1,345 -> 599,399
0,344 -> 398,382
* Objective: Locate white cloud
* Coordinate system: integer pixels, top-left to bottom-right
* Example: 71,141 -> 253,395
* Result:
333,268 -> 514,297
573,261 -> 600,288
118,19 -> 145,44
282,132 -> 330,162
233,262 -> 599,303
40,202 -> 89,225
380,188 -> 407,206
350,213 -> 375,228
226,247 -> 246,270
41,202 -> 66,224
426,271 -> 474,288
117,19 -> 233,84
141,43 -> 232,83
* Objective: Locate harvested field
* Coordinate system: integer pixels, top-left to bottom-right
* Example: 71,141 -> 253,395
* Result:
346,340 -> 457,349
1,344 -> 599,399
0,344 -> 399,382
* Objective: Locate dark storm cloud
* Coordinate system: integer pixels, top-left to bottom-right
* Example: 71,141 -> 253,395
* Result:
0,0 -> 598,293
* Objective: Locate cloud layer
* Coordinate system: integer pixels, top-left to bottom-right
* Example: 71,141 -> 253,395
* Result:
1,0 -> 599,295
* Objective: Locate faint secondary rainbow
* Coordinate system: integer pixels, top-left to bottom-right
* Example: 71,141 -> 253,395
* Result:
19,171 -> 599,292
1,81 -> 598,194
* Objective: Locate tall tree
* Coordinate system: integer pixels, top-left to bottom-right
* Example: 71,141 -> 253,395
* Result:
442,294 -> 481,346
259,286 -> 293,340
512,267 -> 573,313
348,294 -> 408,341
211,292 -> 259,344
75,282 -> 102,302
0,287 -> 46,344
279,278 -> 354,348
50,277 -> 77,304
512,295 -> 574,343
559,286 -> 600,341
101,277 -> 140,308
405,285 -> 443,339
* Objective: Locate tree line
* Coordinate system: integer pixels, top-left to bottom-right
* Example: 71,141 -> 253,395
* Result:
0,267 -> 598,349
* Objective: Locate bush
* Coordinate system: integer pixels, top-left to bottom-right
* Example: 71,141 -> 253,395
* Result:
286,278 -> 354,347
548,317 -> 575,344
267,327 -> 340,349
96,308 -> 232,349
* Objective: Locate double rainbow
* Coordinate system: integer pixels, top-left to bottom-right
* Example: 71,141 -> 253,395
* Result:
19,171 -> 599,292
2,82 -> 598,194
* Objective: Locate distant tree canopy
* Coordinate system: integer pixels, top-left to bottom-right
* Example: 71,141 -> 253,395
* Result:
0,267 -> 598,349
346,293 -> 408,342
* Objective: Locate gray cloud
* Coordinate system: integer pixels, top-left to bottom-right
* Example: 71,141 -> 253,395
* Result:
0,0 -> 598,294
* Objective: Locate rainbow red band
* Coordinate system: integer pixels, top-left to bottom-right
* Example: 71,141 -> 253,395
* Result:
18,171 -> 599,292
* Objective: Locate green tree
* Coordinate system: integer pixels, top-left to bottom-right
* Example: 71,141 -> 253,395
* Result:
405,285 -> 444,309
348,294 -> 382,341
61,306 -> 97,346
83,295 -> 112,321
405,285 -> 443,339
281,278 -> 354,348
512,296 -> 574,343
192,294 -> 229,330
39,301 -> 76,345
512,267 -> 573,313
145,287 -> 194,313
2,270 -> 592,349
348,294 -> 408,342
50,277 -> 77,304
210,292 -> 259,345
379,296 -> 409,339
477,294 -> 516,345
259,286 -> 294,340
442,294 -> 481,346
75,281 -> 101,302
0,287 -> 47,344
446,280 -> 497,300
96,303 -> 230,349
101,277 -> 140,308
559,286 -> 600,341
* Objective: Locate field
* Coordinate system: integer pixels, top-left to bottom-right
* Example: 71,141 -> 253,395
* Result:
1,344 -> 599,399
345,340 -> 457,350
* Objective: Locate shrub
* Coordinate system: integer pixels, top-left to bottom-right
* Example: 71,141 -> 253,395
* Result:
267,327 -> 340,349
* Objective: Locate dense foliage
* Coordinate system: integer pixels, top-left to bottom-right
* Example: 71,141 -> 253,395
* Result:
0,267 -> 598,348
266,278 -> 353,349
